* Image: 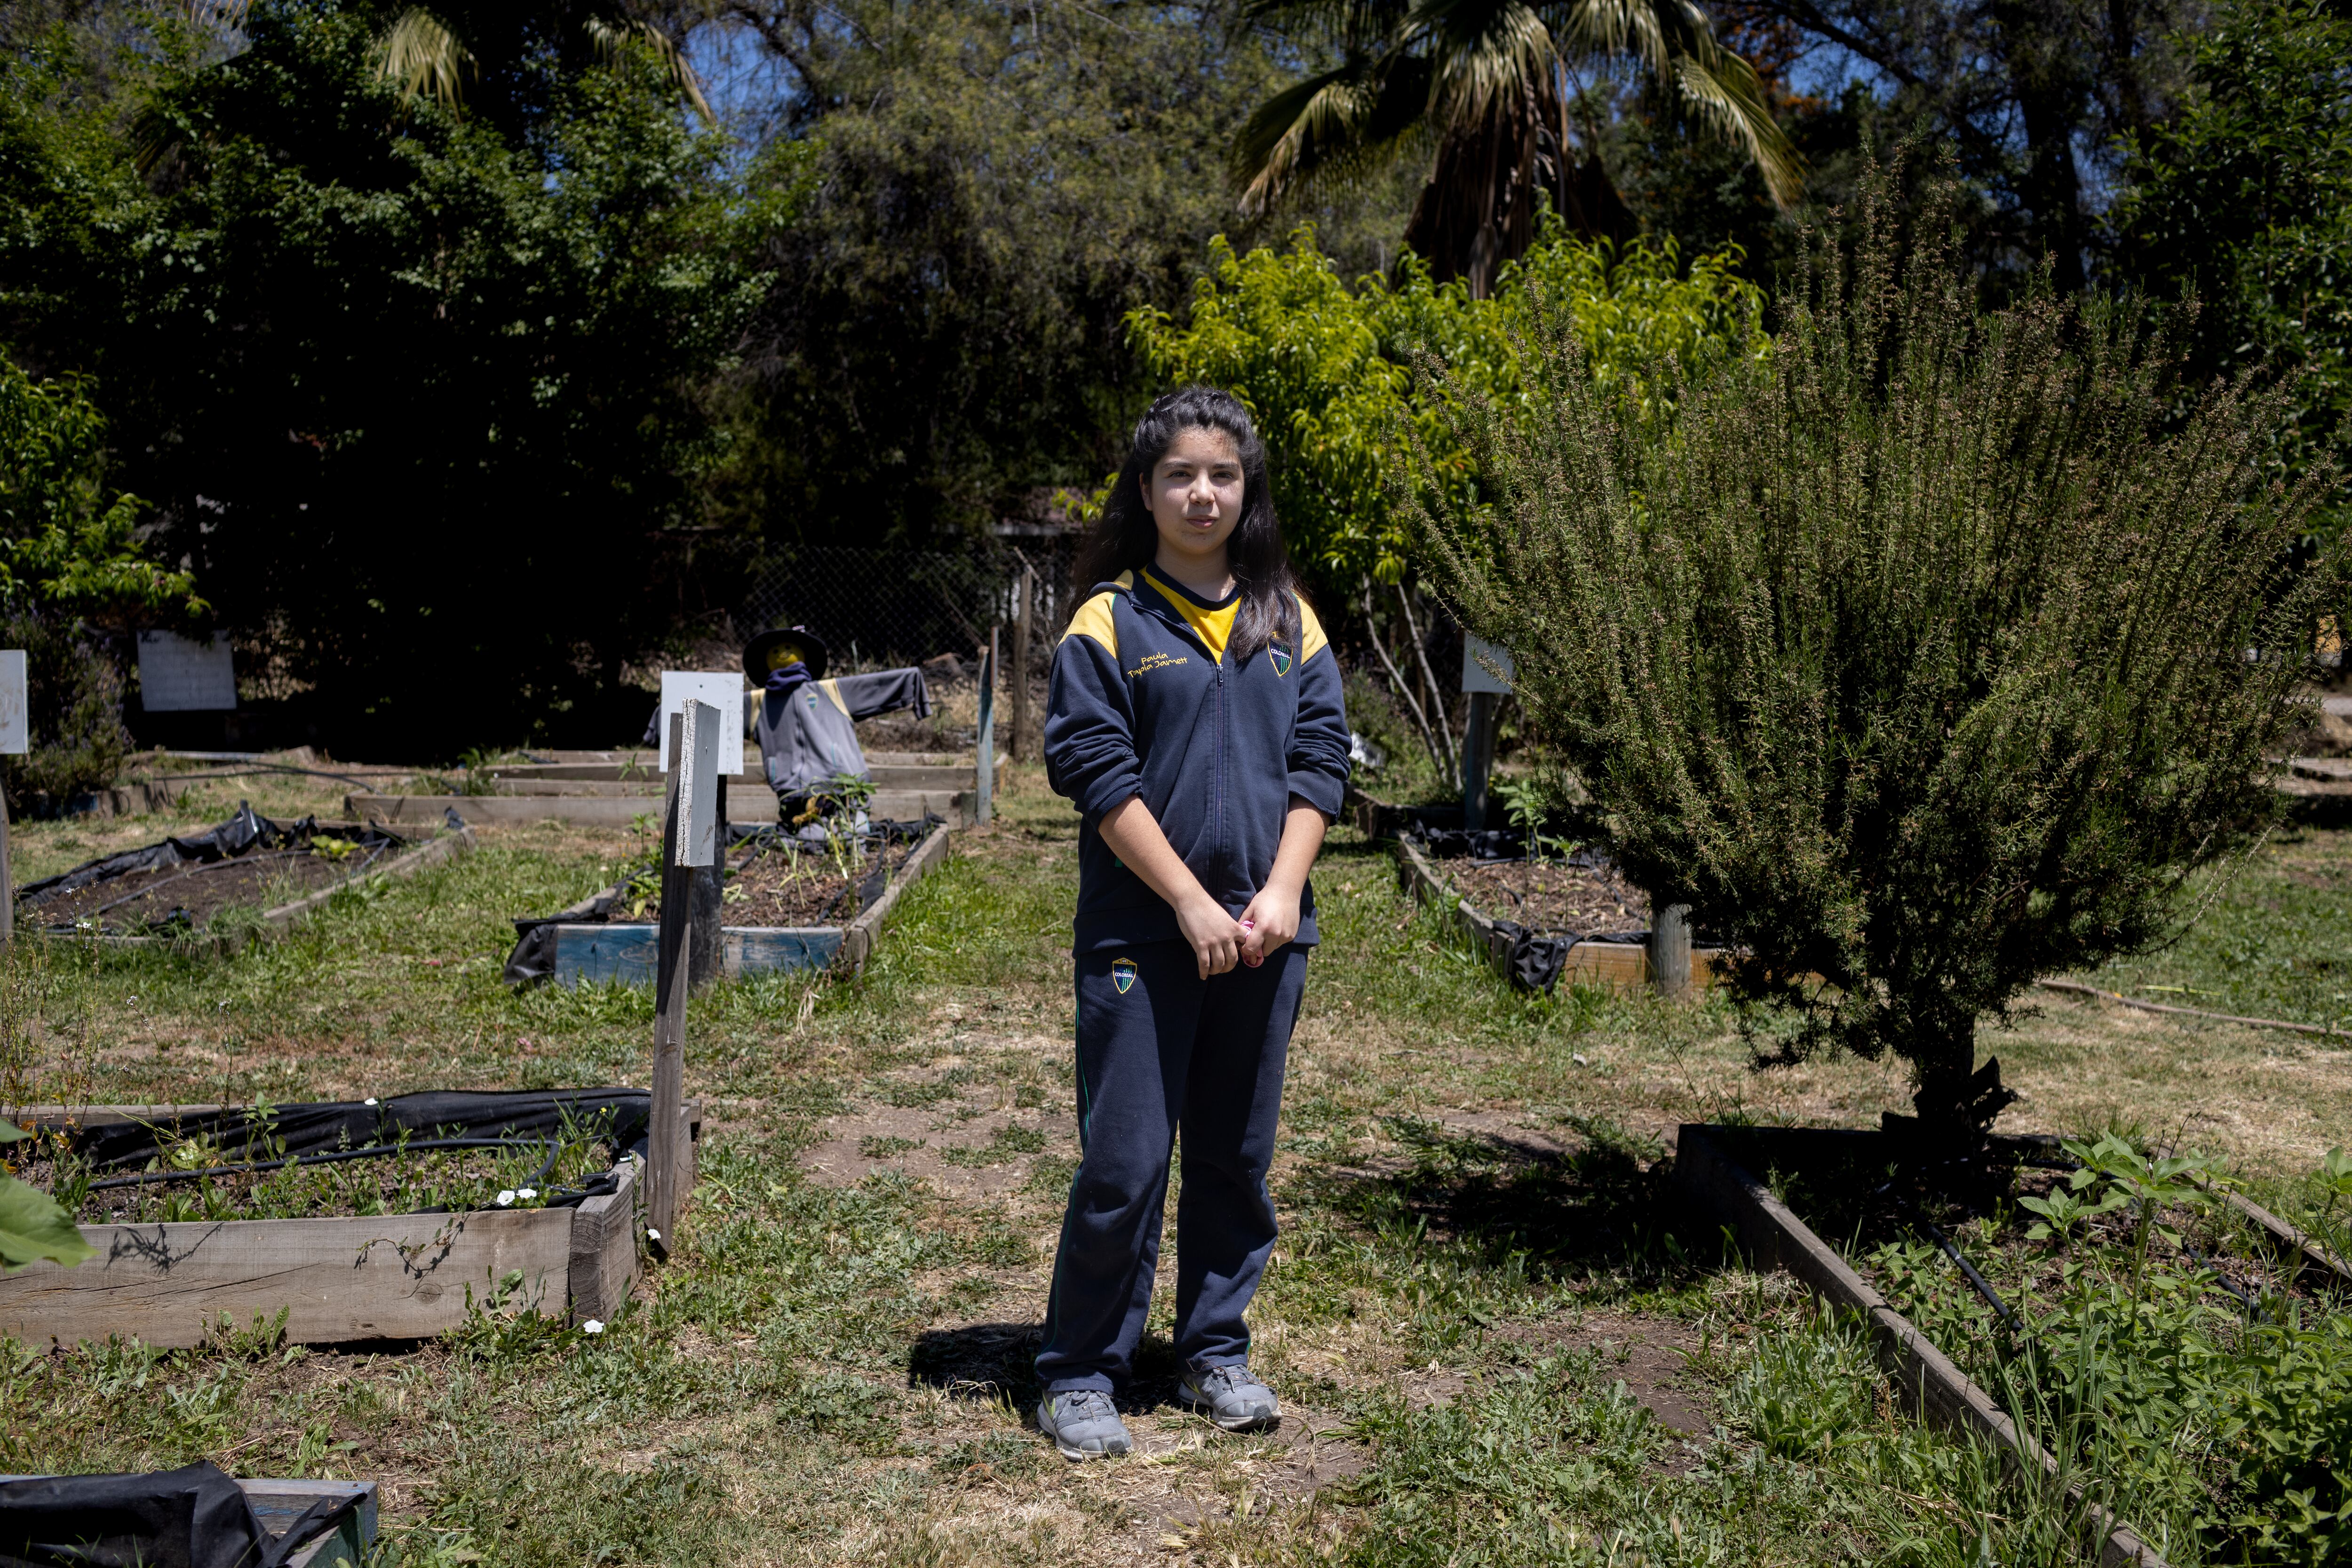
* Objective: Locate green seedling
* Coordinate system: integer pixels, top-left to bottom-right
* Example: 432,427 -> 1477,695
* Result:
2057,1132 -> 2218,1300
311,835 -> 363,863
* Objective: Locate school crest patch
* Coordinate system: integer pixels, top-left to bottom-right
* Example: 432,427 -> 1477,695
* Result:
1111,957 -> 1137,995
1268,643 -> 1293,677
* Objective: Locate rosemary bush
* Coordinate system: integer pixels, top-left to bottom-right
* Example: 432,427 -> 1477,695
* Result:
1414,166 -> 2349,1139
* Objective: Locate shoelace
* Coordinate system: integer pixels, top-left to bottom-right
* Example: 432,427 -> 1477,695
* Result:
1193,1366 -> 1256,1397
1057,1389 -> 1117,1420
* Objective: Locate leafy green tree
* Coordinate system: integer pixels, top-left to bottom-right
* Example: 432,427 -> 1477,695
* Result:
0,359 -> 197,621
0,358 -> 203,802
1235,0 -> 1800,295
1129,221 -> 1762,589
2113,0 -> 2352,597
1413,165 -> 2346,1144
707,0 -> 1319,545
0,0 -> 761,753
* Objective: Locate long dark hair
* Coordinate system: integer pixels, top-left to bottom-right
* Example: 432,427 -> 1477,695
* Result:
1076,386 -> 1300,660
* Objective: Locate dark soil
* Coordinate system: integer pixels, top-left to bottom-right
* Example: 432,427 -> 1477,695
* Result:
18,1138 -> 620,1225
25,847 -> 376,935
1447,857 -> 1652,937
633,831 -> 926,928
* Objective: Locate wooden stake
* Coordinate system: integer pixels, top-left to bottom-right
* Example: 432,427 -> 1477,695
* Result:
649,712 -> 692,1253
1649,904 -> 1692,996
975,628 -> 997,826
1460,689 -> 1499,830
1011,563 -> 1034,762
0,789 -> 12,948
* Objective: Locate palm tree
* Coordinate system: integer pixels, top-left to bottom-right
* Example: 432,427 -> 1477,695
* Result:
1237,0 -> 1800,295
375,0 -> 711,122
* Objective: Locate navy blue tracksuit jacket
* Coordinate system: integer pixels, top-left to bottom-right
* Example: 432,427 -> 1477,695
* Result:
1035,567 -> 1350,1393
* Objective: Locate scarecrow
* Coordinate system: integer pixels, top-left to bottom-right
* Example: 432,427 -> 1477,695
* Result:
739,625 -> 932,832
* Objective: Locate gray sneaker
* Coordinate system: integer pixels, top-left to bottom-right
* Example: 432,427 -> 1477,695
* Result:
1177,1363 -> 1279,1431
1037,1388 -> 1133,1460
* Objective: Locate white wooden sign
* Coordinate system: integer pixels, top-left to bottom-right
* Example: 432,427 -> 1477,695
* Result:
657,672 -> 745,774
1462,633 -> 1515,694
137,631 -> 238,711
675,700 -> 720,868
0,650 -> 25,755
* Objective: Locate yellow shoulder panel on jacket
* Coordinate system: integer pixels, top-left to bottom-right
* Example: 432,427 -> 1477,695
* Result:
1296,593 -> 1330,663
1062,589 -> 1120,656
816,678 -> 851,718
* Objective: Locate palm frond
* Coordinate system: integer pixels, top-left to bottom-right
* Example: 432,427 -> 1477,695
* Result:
1235,57 -> 1430,213
1551,0 -> 1670,74
1406,0 -> 1556,128
378,7 -> 475,108
1670,50 -> 1804,207
585,17 -> 715,123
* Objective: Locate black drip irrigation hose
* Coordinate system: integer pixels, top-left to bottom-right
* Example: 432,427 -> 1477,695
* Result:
1891,1190 -> 2029,1337
85,1135 -> 558,1191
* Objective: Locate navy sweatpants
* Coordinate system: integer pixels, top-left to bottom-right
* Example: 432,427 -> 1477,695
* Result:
1035,939 -> 1308,1393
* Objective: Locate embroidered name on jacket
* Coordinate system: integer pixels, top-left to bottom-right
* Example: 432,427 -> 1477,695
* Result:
1127,652 -> 1188,677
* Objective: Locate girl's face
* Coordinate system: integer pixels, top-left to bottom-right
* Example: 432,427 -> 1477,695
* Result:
1142,426 -> 1244,573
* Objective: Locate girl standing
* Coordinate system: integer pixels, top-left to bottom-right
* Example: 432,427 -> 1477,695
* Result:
1035,387 -> 1351,1459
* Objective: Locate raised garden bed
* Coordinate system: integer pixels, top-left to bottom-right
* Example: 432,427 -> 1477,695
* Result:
15,804 -> 473,948
0,1091 -> 700,1348
1678,1124 -> 2352,1568
1394,827 -> 1725,993
348,787 -> 971,829
502,818 -> 952,987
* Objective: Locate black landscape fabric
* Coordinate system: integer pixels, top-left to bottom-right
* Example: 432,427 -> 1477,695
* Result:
68,1090 -> 655,1172
0,1460 -> 360,1568
13,804 -> 406,912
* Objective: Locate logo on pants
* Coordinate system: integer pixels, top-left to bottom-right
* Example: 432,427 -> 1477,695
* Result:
1111,957 -> 1137,994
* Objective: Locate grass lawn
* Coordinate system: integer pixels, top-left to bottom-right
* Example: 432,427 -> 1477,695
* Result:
1,767 -> 2346,1566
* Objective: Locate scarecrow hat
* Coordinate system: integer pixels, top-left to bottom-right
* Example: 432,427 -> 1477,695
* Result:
743,624 -> 829,684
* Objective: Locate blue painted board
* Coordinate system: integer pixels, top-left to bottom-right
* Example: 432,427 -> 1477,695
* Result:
551,923 -> 842,987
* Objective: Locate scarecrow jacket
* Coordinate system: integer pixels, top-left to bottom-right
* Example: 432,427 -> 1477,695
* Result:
1044,569 -> 1351,954
753,669 -> 931,800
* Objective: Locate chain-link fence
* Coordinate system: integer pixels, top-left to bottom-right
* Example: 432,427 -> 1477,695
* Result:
734,538 -> 1083,673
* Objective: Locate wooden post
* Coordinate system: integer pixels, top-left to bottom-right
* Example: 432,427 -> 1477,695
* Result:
650,701 -> 716,1252
975,628 -> 997,825
0,792 -> 12,947
1011,563 -> 1034,762
0,647 -> 21,946
1460,689 -> 1499,831
1650,904 -> 1692,996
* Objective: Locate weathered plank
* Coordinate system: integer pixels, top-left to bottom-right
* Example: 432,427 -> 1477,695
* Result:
727,928 -> 844,977
348,790 -> 968,828
551,923 -> 845,985
488,756 -> 1000,791
0,1206 -> 575,1349
567,1155 -> 640,1324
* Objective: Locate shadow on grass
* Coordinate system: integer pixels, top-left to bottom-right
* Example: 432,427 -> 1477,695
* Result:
906,1320 -> 1209,1417
1308,1113 -> 1698,1281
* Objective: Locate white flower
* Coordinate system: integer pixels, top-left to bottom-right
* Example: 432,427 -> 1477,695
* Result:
516,1187 -> 538,1201
581,1319 -> 605,1335
646,1227 -> 661,1242
495,1189 -> 516,1207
